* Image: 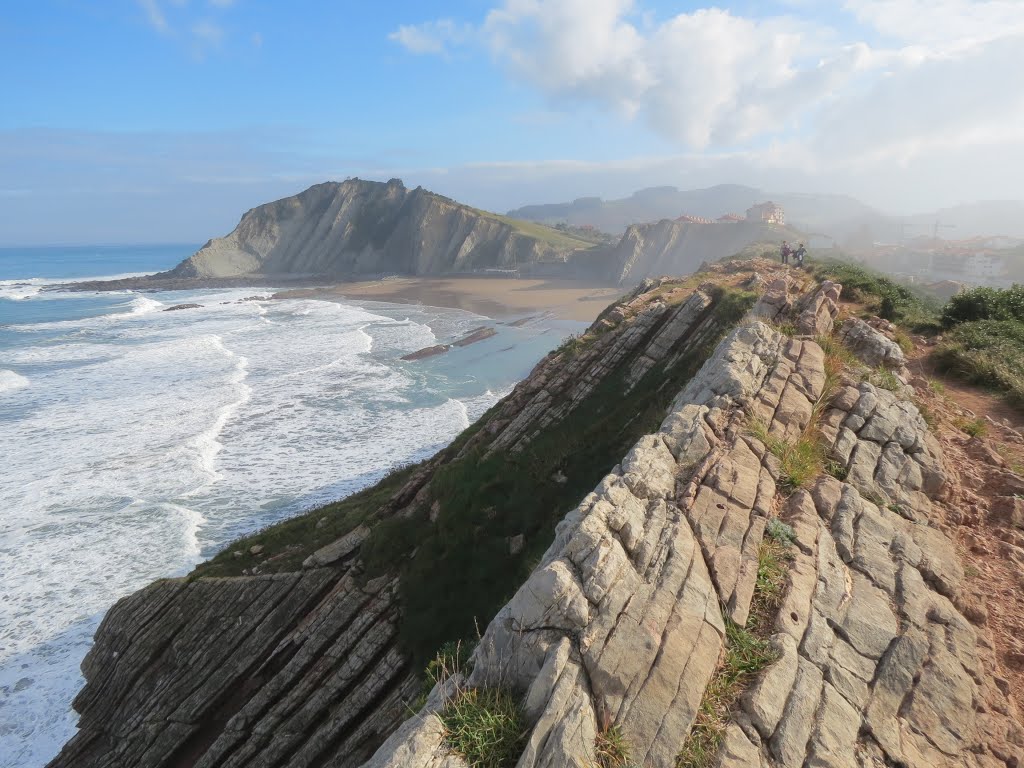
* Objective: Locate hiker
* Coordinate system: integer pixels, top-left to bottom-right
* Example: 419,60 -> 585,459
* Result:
794,243 -> 807,268
780,241 -> 791,265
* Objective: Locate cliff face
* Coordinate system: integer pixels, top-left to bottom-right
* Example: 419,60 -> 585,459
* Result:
165,179 -> 592,279
49,260 -> 1024,768
575,219 -> 793,285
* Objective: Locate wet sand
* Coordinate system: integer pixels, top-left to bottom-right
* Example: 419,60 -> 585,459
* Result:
274,276 -> 625,322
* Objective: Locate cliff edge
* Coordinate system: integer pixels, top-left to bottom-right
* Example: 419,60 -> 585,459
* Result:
49,259 -> 1023,768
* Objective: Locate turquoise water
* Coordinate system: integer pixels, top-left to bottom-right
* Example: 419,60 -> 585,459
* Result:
0,245 -> 581,767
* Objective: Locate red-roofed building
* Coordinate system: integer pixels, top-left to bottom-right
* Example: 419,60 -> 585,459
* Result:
717,213 -> 744,223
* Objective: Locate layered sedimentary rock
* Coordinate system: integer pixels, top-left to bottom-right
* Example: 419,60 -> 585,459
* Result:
161,179 -> 589,279
362,294 -> 1022,766
574,219 -> 790,285
48,268 -> 759,768
50,262 -> 1023,768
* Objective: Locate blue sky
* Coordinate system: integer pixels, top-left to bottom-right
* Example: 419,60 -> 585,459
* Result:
2,1 -> 1023,244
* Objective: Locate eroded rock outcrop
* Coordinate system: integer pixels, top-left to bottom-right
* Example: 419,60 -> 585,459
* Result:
363,312 -> 1021,766
49,263 -> 1023,768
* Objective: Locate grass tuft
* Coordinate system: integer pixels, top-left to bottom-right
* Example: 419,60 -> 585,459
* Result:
594,725 -> 636,768
439,687 -> 528,768
954,417 -> 988,438
865,366 -> 902,392
748,420 -> 824,493
824,459 -> 849,481
676,538 -> 791,768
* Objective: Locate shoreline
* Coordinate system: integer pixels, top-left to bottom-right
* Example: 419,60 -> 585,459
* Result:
273,276 -> 624,323
54,274 -> 626,324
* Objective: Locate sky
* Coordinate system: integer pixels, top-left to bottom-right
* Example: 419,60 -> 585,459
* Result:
2,0 -> 1023,245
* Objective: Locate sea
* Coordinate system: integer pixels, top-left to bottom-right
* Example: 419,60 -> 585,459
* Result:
0,244 -> 582,767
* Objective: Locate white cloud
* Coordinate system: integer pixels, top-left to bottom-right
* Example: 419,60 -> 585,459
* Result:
390,0 -> 1024,182
389,19 -> 473,55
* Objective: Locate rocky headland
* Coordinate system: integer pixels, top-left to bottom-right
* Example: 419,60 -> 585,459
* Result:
62,179 -> 794,293
48,258 -> 1023,768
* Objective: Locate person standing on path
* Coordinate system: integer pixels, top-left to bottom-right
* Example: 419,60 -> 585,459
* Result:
794,243 -> 807,268
780,241 -> 791,265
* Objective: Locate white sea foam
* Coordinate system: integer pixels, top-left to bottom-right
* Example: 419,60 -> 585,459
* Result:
0,272 -> 156,301
0,369 -> 30,394
0,289 -> 540,767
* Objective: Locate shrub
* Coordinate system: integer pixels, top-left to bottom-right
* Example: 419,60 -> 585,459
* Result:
809,259 -> 941,332
941,284 -> 1024,327
765,518 -> 796,546
933,320 -> 1024,409
440,687 -> 527,768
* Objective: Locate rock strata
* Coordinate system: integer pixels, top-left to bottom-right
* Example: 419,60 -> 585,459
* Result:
49,264 -> 1023,768
364,318 -> 1022,766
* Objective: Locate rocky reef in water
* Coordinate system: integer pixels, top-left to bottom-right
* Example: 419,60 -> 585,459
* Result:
48,258 -> 1023,768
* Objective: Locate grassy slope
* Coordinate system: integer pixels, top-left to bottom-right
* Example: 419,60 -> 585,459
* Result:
809,257 -> 1024,411
193,279 -> 757,668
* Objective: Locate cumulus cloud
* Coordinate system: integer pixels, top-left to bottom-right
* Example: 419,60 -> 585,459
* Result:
390,0 -> 1024,168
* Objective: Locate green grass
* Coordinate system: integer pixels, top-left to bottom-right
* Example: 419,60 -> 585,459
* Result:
748,421 -> 824,493
472,208 -> 599,251
933,320 -> 1024,409
676,538 -> 791,768
941,284 -> 1024,327
372,285 -> 759,666
808,258 -> 941,332
815,334 -> 862,373
192,462 -> 421,578
865,366 -> 903,392
595,725 -> 636,768
954,417 -> 988,438
439,687 -> 527,768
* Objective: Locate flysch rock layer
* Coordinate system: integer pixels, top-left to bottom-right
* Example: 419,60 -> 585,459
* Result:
49,268 -> 1022,768
47,273 -> 755,768
364,317 -> 1022,767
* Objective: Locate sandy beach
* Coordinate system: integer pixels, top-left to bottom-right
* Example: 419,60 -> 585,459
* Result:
273,276 -> 625,322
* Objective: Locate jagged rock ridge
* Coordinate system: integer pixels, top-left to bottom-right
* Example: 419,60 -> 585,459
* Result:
48,262 -> 1023,768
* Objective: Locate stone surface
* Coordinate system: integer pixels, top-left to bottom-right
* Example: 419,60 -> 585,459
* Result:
837,317 -> 906,369
49,273 -> 1024,768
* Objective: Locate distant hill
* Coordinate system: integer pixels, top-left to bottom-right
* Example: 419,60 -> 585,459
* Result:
507,184 -> 883,237
162,178 -> 598,280
508,185 -> 1024,244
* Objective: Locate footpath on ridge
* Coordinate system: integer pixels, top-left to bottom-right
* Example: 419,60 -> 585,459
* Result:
49,258 -> 1024,768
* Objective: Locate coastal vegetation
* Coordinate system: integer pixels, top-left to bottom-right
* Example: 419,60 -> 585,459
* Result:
934,289 -> 1024,408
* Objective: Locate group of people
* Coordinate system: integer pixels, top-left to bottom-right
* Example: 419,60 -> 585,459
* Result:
780,241 -> 807,267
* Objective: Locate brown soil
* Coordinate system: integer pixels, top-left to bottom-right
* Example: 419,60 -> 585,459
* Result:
832,302 -> 1024,717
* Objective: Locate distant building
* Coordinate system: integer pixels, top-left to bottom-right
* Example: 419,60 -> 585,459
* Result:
676,214 -> 714,224
717,213 -> 744,223
746,201 -> 786,225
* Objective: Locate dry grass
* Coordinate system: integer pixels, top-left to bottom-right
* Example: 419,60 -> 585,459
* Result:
676,539 -> 791,768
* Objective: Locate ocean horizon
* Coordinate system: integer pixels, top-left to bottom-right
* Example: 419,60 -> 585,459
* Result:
0,245 -> 581,767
